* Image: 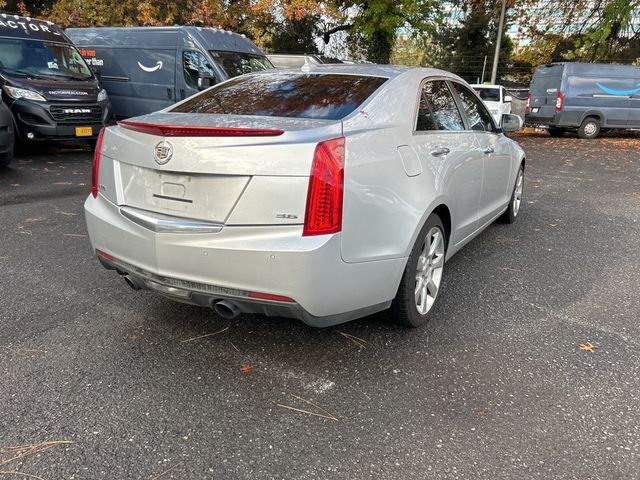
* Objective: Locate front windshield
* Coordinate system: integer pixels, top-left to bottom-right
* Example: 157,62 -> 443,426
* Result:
475,88 -> 501,102
0,38 -> 93,80
210,51 -> 273,78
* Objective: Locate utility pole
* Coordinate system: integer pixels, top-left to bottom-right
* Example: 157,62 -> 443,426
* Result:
481,55 -> 487,83
490,0 -> 508,84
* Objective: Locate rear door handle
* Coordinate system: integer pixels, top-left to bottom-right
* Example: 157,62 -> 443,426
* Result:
431,147 -> 450,157
482,146 -> 494,154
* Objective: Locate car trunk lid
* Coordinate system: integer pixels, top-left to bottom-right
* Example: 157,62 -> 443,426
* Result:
102,113 -> 341,224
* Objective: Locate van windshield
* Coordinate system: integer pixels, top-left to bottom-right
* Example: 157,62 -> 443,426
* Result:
0,38 -> 93,80
210,51 -> 273,78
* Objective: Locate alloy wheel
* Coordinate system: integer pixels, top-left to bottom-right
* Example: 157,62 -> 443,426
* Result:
414,227 -> 445,315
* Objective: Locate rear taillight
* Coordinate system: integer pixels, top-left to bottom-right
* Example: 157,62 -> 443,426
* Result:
91,128 -> 106,199
525,93 -> 532,113
303,137 -> 345,237
555,92 -> 564,112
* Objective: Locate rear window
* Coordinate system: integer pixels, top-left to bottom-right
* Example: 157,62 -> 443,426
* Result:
171,73 -> 388,120
530,65 -> 563,97
475,88 -> 500,102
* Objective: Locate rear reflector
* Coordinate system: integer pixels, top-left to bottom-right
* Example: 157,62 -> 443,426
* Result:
249,291 -> 295,303
91,128 -> 106,199
96,249 -> 113,261
303,137 -> 345,236
118,121 -> 284,137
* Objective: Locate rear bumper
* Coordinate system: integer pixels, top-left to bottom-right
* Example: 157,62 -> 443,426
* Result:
85,194 -> 405,327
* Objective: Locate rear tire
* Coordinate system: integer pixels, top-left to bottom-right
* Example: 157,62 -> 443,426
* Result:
390,213 -> 446,328
578,117 -> 600,139
547,127 -> 565,137
500,165 -> 524,224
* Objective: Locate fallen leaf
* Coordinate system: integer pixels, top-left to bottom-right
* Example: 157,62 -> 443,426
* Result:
578,342 -> 597,353
63,233 -> 87,238
25,217 -> 46,223
474,405 -> 486,417
52,181 -> 72,185
239,364 -> 254,374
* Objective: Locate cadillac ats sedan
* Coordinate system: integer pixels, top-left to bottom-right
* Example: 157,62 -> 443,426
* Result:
85,65 -> 525,328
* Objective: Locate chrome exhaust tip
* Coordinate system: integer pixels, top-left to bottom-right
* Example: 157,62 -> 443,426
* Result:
213,300 -> 241,319
123,275 -> 140,291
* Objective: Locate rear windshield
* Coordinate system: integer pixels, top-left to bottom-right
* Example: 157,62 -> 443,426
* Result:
171,73 -> 388,120
475,87 -> 500,102
530,65 -> 563,97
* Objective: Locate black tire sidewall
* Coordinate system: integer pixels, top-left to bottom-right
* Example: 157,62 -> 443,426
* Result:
578,118 -> 600,139
391,213 -> 446,328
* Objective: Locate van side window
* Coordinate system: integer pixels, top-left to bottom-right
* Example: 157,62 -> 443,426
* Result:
452,83 -> 495,132
422,80 -> 464,131
183,51 -> 215,89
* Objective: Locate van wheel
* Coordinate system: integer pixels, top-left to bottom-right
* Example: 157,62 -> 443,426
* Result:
578,117 -> 600,139
0,149 -> 12,168
390,213 -> 446,328
547,127 -> 565,137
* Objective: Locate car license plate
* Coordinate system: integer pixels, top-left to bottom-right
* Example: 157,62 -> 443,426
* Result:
75,126 -> 93,137
532,107 -> 540,113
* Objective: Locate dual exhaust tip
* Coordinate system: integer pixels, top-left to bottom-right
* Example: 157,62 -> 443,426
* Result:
122,275 -> 241,319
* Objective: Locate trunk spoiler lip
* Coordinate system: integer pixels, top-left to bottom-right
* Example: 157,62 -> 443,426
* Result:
117,120 -> 285,137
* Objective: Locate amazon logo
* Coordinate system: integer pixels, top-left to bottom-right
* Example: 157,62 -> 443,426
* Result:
596,82 -> 640,96
137,61 -> 163,73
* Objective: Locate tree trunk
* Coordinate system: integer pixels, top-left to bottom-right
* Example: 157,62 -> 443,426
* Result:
367,30 -> 393,64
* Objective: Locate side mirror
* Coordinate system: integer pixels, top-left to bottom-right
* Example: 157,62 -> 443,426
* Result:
197,74 -> 216,90
504,95 -> 513,103
501,114 -> 522,132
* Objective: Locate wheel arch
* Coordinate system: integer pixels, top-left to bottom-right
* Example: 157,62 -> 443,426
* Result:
579,110 -> 604,125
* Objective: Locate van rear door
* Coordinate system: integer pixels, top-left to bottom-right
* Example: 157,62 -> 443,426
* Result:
528,64 -> 563,122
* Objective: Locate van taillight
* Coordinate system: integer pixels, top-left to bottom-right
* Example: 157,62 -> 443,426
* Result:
525,93 -> 532,113
303,137 -> 345,237
555,92 -> 564,112
91,128 -> 106,199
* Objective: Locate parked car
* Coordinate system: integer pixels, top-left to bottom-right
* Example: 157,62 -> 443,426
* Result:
470,84 -> 512,126
85,65 -> 525,328
66,26 -> 274,119
0,100 -> 14,167
525,62 -> 640,138
267,54 -> 343,69
0,13 -> 112,145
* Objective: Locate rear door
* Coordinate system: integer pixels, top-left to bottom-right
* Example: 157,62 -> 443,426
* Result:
527,64 -> 563,122
411,79 -> 482,244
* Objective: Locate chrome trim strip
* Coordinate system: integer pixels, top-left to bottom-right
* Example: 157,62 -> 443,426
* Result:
119,206 -> 223,234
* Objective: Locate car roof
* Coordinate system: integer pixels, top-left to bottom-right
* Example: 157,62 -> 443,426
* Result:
470,84 -> 501,88
255,63 -> 463,81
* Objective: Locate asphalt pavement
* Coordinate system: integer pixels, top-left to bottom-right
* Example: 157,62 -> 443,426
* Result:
0,131 -> 639,479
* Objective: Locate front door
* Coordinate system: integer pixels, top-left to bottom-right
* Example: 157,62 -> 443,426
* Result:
450,82 -> 512,225
176,50 -> 217,102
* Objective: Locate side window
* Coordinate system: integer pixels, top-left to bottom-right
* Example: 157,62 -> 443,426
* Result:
422,80 -> 465,131
453,83 -> 495,132
183,51 -> 215,89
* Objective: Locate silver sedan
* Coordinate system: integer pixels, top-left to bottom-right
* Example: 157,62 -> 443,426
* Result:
85,65 -> 525,328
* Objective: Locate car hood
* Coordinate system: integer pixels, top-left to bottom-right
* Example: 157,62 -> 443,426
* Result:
2,74 -> 101,102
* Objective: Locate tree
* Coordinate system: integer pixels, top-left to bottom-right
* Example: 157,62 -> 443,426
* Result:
516,0 -> 640,64
429,0 -> 514,83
